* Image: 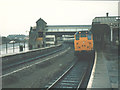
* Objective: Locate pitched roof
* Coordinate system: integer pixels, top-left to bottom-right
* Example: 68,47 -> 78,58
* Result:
36,18 -> 47,24
92,16 -> 120,27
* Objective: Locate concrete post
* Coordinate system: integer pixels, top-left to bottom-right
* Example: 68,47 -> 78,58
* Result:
13,42 -> 14,53
55,35 -> 57,45
6,42 -> 7,53
44,32 -> 46,47
111,27 -> 113,42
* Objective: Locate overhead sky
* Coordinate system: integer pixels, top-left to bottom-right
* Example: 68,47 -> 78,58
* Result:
0,0 -> 118,36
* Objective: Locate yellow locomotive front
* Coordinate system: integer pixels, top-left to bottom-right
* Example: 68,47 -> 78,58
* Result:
74,31 -> 94,56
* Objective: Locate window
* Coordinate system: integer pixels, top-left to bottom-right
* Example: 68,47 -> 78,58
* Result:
38,32 -> 43,37
81,34 -> 86,37
76,35 -> 79,40
80,32 -> 87,37
87,34 -> 91,40
46,38 -> 54,41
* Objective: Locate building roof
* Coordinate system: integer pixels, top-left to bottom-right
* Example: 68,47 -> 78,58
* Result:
36,18 -> 47,24
92,16 -> 120,28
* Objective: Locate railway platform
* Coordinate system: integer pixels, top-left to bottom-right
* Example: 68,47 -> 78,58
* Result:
87,45 -> 118,89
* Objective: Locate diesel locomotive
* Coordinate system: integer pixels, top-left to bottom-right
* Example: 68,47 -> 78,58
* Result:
74,31 -> 94,56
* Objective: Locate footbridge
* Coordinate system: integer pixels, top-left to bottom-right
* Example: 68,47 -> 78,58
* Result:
46,25 -> 91,35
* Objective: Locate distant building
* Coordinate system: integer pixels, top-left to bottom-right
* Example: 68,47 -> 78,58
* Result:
29,18 -> 47,49
7,34 -> 27,41
2,36 -> 10,44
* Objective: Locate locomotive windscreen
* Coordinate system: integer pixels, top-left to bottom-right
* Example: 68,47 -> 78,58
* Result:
75,31 -> 92,40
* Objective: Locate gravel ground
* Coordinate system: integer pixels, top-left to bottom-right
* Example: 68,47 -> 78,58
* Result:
103,45 -> 118,88
2,44 -> 76,88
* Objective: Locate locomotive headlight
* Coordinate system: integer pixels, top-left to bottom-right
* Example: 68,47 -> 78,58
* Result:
83,41 -> 85,44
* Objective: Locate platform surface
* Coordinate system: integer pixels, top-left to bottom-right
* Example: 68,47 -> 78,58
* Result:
87,47 -> 118,89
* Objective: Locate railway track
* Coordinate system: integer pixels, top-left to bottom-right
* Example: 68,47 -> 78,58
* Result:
2,45 -> 71,78
3,45 -> 65,70
46,59 -> 89,89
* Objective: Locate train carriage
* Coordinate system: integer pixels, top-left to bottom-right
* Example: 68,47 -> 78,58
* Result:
74,31 -> 94,56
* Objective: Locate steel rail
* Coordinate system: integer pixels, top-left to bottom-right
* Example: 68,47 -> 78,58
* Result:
46,63 -> 76,90
77,55 -> 94,89
77,70 -> 87,89
46,60 -> 90,89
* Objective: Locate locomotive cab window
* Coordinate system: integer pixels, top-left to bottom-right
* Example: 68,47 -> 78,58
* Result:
87,34 -> 91,40
81,34 -> 86,37
80,32 -> 87,37
76,35 -> 79,40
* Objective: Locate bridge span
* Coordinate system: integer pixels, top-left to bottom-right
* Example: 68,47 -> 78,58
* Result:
46,25 -> 91,35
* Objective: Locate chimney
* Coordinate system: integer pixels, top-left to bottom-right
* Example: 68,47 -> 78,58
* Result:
106,13 -> 109,17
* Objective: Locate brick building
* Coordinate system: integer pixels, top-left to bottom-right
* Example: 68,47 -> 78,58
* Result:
29,18 -> 47,49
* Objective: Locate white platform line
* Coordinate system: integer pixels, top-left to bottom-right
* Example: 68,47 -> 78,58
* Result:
87,51 -> 97,89
1,47 -> 71,78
